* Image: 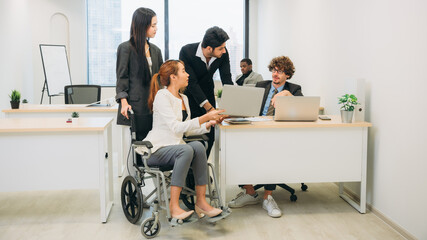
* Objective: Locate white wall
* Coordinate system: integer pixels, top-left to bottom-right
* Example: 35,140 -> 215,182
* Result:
0,0 -> 86,115
250,0 -> 427,238
0,0 -> 33,117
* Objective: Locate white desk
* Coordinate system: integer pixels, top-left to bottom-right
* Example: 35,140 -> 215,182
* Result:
214,115 -> 372,213
2,104 -> 130,177
0,117 -> 114,223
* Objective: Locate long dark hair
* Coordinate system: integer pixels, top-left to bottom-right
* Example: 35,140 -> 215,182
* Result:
129,7 -> 156,86
148,60 -> 184,111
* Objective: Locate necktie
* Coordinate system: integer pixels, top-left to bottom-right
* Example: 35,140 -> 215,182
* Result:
266,89 -> 278,116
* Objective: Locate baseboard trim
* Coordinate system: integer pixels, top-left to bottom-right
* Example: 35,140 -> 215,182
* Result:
342,186 -> 417,240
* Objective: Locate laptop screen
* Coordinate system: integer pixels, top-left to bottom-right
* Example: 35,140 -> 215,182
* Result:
274,96 -> 320,121
218,85 -> 264,117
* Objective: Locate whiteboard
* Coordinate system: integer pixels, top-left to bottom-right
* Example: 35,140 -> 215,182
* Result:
39,44 -> 72,96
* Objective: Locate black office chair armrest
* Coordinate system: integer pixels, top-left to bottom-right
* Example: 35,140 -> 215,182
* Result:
133,141 -> 153,149
183,135 -> 209,142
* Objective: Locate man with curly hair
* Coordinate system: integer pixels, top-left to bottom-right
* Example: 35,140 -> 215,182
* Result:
228,56 -> 303,218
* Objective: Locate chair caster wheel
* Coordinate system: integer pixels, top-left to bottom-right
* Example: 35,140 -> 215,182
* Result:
301,184 -> 308,191
290,194 -> 297,202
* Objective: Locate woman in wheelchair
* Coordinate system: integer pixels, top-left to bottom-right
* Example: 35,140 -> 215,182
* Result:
144,60 -> 226,220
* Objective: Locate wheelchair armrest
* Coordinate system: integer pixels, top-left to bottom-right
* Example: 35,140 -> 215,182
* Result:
133,141 -> 153,149
183,135 -> 209,142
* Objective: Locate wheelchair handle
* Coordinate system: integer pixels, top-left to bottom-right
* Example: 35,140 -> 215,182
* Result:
128,109 -> 137,141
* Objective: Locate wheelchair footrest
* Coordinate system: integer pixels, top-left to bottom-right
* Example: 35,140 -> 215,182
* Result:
169,216 -> 198,227
203,208 -> 231,223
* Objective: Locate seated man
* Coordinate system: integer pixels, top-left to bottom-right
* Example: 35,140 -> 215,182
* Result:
228,56 -> 303,218
235,58 -> 264,86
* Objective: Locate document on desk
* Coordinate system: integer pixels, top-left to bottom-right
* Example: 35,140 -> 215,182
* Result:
224,118 -> 251,124
245,117 -> 272,122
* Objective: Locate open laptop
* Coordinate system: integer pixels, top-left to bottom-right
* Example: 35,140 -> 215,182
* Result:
274,96 -> 320,121
218,85 -> 264,117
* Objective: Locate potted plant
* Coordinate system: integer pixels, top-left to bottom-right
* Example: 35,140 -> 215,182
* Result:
9,89 -> 21,109
338,94 -> 359,123
216,89 -> 223,108
71,111 -> 80,124
22,99 -> 28,104
216,89 -> 223,98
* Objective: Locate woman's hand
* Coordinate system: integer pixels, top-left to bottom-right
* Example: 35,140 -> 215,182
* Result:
205,109 -> 227,121
120,98 -> 132,119
206,120 -> 217,129
199,109 -> 228,126
205,115 -> 227,129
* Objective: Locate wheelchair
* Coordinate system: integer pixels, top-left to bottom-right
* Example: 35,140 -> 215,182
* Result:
120,110 -> 231,239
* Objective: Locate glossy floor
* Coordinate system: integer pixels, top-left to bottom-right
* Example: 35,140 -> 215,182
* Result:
0,178 -> 405,240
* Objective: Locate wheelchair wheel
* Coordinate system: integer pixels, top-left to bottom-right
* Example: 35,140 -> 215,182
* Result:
121,175 -> 143,224
180,169 -> 195,210
141,217 -> 161,239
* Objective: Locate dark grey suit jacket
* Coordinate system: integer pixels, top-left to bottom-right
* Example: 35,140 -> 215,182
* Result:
255,80 -> 303,116
115,41 -> 163,128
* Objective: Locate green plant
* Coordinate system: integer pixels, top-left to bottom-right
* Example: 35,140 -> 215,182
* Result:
217,89 -> 223,98
338,94 -> 359,111
9,90 -> 21,102
71,112 -> 79,118
22,99 -> 28,103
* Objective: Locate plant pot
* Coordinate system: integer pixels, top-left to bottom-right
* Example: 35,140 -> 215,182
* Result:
340,110 -> 354,123
10,101 -> 20,109
72,118 -> 79,124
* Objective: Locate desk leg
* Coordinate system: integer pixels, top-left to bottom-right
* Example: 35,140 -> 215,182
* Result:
216,127 -> 227,205
99,124 -> 114,223
117,125 -> 125,177
214,126 -> 220,182
339,128 -> 368,214
359,127 -> 368,213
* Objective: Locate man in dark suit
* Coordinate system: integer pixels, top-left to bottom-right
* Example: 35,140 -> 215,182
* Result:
228,56 -> 303,218
179,26 -> 234,157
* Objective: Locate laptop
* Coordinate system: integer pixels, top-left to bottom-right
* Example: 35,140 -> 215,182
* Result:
218,85 -> 264,117
274,96 -> 320,121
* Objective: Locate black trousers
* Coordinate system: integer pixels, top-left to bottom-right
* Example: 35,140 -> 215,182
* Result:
239,184 -> 277,191
187,94 -> 215,158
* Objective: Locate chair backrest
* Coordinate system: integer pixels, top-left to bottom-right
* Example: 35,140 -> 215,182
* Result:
64,85 -> 101,104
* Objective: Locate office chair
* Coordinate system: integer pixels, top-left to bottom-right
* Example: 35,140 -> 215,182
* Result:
253,183 -> 307,202
64,84 -> 101,104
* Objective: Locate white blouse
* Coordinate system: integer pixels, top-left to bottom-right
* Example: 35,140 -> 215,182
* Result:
147,57 -> 152,75
143,89 -> 209,153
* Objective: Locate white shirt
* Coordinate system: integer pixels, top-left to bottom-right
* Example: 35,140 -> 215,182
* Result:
195,42 -> 216,107
195,42 -> 217,70
143,89 -> 209,153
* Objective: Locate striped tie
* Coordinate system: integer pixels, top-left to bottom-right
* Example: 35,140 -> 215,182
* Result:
266,89 -> 278,116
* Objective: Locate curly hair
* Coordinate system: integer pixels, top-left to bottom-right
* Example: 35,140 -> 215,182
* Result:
268,56 -> 295,79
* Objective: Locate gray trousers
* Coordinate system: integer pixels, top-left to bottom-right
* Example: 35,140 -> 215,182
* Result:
147,141 -> 208,187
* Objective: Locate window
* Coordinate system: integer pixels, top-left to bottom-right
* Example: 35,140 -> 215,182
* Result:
87,0 -> 244,86
168,0 -> 244,81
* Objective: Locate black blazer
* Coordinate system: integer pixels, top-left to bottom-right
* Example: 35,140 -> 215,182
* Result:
255,80 -> 303,116
115,41 -> 163,126
179,43 -> 233,117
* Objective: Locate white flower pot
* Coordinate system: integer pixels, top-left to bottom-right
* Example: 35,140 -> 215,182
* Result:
340,110 -> 354,123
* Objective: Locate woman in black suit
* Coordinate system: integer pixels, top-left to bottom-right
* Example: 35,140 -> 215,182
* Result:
115,7 -> 163,140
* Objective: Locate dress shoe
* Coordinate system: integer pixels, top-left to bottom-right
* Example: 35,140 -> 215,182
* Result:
171,210 -> 194,220
195,205 -> 222,218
